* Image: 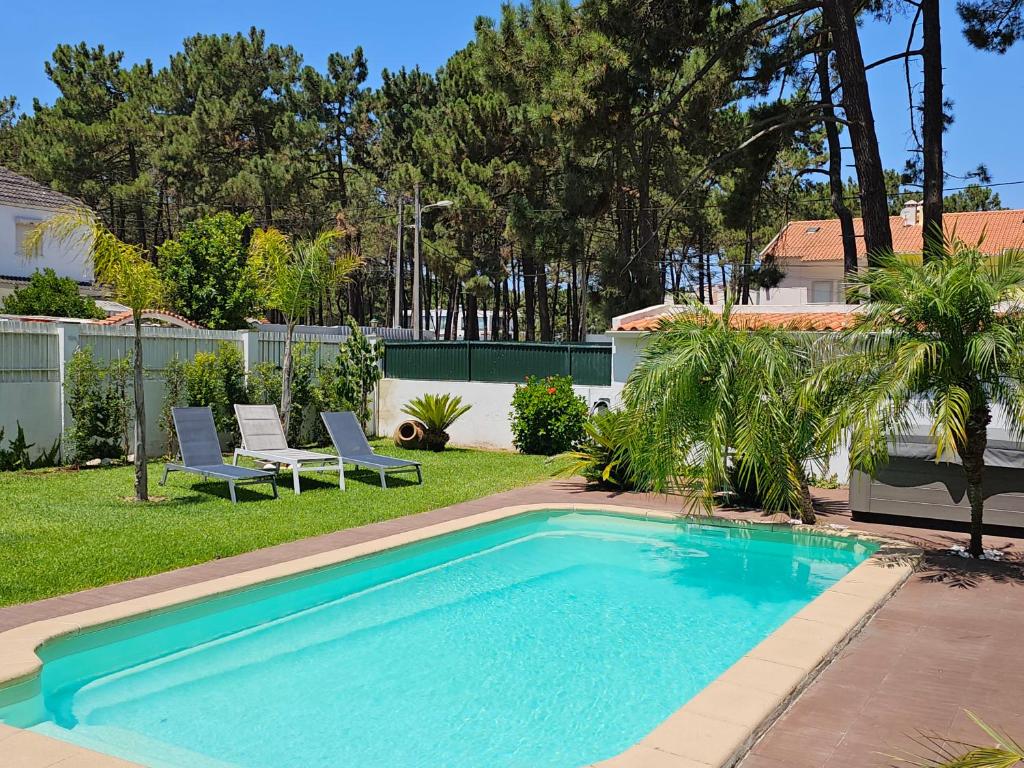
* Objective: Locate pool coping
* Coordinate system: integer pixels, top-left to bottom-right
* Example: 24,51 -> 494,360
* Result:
0,503 -> 920,768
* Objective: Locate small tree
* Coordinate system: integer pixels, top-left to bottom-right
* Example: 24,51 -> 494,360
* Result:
26,208 -> 163,500
317,320 -> 382,431
813,243 -> 1024,557
1,268 -> 105,319
157,212 -> 259,329
246,228 -> 361,435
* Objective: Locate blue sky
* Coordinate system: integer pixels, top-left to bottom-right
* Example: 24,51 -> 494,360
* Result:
2,0 -> 1022,206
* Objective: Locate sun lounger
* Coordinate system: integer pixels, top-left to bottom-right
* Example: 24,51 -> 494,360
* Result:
233,404 -> 343,493
161,406 -> 278,503
321,411 -> 422,489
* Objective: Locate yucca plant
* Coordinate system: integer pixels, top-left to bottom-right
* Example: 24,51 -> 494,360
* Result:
401,393 -> 471,451
894,711 -> 1023,768
551,408 -> 641,489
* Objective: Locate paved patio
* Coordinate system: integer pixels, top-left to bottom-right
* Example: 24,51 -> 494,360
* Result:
2,479 -> 1022,766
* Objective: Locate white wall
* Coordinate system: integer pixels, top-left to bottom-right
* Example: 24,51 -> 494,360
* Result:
751,260 -> 866,306
0,203 -> 93,286
378,378 -> 614,451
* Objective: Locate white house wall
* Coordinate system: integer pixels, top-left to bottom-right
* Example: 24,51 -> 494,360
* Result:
378,378 -> 614,451
0,203 -> 93,289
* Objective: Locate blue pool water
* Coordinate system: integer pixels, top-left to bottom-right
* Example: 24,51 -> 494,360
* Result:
0,511 -> 874,768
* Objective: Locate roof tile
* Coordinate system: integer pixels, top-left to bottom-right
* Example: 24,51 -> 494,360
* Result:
764,210 -> 1024,262
0,166 -> 81,211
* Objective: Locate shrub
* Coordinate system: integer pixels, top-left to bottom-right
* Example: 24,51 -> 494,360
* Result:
247,361 -> 282,406
1,268 -> 105,319
161,342 -> 248,451
509,375 -> 587,455
245,345 -> 322,445
401,393 -> 471,451
64,348 -> 131,463
156,212 -> 259,329
552,408 -> 642,489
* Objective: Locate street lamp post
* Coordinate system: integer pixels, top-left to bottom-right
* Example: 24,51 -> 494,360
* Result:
393,196 -> 404,328
411,182 -> 453,340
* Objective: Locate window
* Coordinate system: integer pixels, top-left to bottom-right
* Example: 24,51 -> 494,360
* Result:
15,221 -> 37,258
805,226 -> 821,234
810,280 -> 833,304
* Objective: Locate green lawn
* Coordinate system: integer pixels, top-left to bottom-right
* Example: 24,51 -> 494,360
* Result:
0,442 -> 552,607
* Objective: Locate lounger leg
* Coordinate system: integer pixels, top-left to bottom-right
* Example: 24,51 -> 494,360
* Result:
293,466 -> 301,495
338,462 -> 346,491
379,468 -> 387,489
232,451 -> 240,466
160,465 -> 169,486
416,465 -> 422,484
271,476 -> 279,499
228,480 -> 237,504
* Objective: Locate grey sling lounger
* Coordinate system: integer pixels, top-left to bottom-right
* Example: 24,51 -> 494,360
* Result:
321,411 -> 422,489
161,406 -> 278,503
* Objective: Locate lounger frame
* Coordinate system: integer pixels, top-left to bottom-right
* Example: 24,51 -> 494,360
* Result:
233,405 -> 342,493
321,411 -> 423,489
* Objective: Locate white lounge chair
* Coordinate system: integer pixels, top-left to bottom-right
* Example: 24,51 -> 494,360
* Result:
233,404 -> 343,493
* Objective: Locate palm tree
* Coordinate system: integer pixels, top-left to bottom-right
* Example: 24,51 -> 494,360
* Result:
623,299 -> 831,522
895,711 -> 1023,767
247,227 -> 362,434
25,208 -> 163,501
812,242 -> 1024,557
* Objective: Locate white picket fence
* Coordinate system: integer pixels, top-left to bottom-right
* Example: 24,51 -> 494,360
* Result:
0,321 -> 377,459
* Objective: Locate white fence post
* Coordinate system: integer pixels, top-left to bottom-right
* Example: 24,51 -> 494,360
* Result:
55,322 -> 80,461
241,330 -> 258,377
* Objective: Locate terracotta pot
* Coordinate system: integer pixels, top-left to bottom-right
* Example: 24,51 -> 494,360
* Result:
393,420 -> 426,450
423,430 -> 450,452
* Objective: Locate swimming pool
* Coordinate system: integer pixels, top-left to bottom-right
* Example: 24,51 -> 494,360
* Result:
0,510 -> 877,768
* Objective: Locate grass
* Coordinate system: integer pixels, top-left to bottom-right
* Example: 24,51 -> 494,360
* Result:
0,441 -> 552,607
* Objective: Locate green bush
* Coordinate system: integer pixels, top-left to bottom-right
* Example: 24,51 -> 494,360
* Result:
509,375 -> 588,455
161,342 -> 248,451
246,345 -> 322,445
2,268 -> 104,319
64,348 -> 131,463
156,212 -> 259,329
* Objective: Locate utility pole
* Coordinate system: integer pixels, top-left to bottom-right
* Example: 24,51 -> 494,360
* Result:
394,196 -> 404,328
413,182 -> 422,340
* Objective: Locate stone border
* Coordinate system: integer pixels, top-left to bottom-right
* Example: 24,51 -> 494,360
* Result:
0,503 -> 918,768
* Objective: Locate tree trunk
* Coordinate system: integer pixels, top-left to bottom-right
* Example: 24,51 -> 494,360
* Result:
740,218 -> 754,304
464,291 -> 480,341
280,322 -> 296,435
817,47 -> 858,274
798,478 -> 816,524
961,404 -> 991,557
538,262 -> 552,341
821,0 -> 893,260
922,0 -> 944,260
132,314 -> 148,502
522,253 -> 537,341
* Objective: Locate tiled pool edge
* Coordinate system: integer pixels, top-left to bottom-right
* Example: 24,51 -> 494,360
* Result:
0,503 -> 919,768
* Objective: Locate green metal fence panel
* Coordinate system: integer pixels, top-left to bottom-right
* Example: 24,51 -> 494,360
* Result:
384,342 -> 470,381
383,341 -> 610,385
568,344 -> 612,386
469,342 -> 570,383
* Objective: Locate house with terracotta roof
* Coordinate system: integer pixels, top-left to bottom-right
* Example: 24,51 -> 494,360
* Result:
0,165 -> 95,301
755,202 -> 1024,305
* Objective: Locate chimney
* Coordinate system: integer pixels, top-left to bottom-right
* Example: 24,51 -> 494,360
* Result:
900,200 -> 922,227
